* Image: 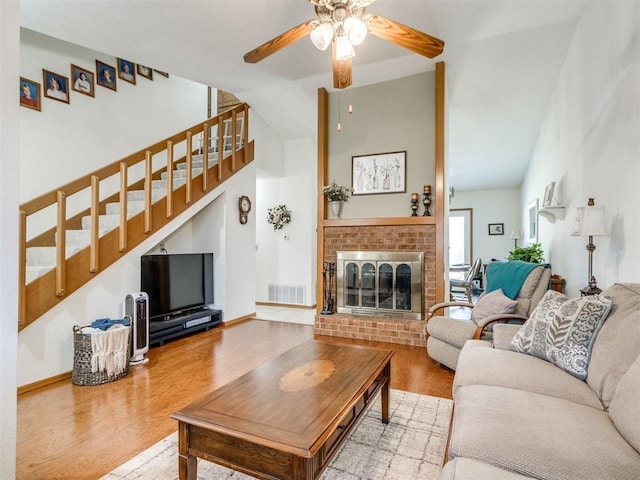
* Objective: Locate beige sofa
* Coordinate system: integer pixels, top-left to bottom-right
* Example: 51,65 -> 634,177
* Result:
439,283 -> 640,480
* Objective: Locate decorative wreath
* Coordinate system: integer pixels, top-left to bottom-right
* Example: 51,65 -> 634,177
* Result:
267,204 -> 292,230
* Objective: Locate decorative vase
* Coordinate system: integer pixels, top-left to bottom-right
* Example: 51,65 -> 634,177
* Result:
328,200 -> 343,219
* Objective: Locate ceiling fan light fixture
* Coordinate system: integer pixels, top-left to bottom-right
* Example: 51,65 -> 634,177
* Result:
310,22 -> 334,51
335,33 -> 355,59
344,16 -> 367,45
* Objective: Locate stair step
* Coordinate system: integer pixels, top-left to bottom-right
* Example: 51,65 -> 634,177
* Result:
192,152 -> 228,163
177,157 -> 220,169
152,177 -> 187,190
26,265 -> 58,284
127,189 -> 166,202
161,168 -> 203,180
106,200 -> 146,216
25,243 -> 85,267
81,214 -> 121,232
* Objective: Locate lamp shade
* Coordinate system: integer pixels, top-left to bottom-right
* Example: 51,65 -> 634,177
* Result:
310,22 -> 333,51
335,34 -> 355,59
572,199 -> 608,236
509,230 -> 522,240
580,206 -> 608,236
344,16 -> 367,45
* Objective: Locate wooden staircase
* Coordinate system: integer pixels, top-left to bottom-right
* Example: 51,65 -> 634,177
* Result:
18,104 -> 253,331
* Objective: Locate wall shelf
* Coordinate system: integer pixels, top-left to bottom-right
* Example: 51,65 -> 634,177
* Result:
538,205 -> 565,220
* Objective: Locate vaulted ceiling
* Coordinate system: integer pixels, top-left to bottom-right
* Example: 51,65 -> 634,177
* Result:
20,0 -> 588,191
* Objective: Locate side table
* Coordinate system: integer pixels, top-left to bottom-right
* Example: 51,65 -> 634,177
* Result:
550,274 -> 565,293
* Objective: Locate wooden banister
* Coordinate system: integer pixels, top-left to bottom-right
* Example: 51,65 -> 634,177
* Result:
166,141 -> 174,218
119,162 -> 128,252
90,175 -> 99,273
185,132 -> 193,205
18,104 -> 253,330
55,191 -> 66,297
144,150 -> 152,234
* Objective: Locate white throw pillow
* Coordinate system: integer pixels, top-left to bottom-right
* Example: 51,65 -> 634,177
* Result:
471,288 -> 517,323
510,290 -> 612,379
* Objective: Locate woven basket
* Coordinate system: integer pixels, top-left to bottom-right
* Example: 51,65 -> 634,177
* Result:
72,325 -> 131,386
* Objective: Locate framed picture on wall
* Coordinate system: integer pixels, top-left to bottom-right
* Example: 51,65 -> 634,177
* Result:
488,223 -> 504,235
42,69 -> 70,104
19,76 -> 41,111
96,60 -> 117,91
71,64 -> 95,97
542,181 -> 556,207
351,151 -> 406,195
527,198 -> 539,243
117,58 -> 136,84
137,64 -> 153,80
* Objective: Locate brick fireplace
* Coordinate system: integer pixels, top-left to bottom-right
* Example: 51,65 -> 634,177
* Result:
315,224 -> 436,346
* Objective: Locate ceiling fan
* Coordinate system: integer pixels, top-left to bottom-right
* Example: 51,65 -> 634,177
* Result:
243,0 -> 445,89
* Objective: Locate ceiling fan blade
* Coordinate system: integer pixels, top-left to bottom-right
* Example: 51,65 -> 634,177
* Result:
367,14 -> 444,58
243,20 -> 316,64
332,42 -> 352,89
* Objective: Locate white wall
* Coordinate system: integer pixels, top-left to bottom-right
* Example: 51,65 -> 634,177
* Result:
1,2 -> 19,477
328,72 -> 436,218
256,137 -> 317,306
19,29 -> 209,203
522,1 -> 640,294
451,188 -> 522,264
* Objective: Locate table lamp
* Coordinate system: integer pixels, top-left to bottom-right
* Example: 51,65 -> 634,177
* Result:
509,230 -> 522,248
571,198 -> 608,296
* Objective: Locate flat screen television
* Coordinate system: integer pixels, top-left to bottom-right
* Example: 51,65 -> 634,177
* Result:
141,253 -> 214,321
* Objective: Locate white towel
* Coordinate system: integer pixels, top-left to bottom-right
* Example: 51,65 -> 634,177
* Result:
90,325 -> 129,377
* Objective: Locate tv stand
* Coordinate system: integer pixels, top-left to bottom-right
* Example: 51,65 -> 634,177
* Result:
149,308 -> 222,347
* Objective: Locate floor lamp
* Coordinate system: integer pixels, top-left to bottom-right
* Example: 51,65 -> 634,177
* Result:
572,198 -> 608,296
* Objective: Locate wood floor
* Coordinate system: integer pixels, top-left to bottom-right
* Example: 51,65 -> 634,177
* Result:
16,319 -> 453,480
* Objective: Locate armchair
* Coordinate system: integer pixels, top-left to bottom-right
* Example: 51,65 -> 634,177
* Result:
426,262 -> 551,370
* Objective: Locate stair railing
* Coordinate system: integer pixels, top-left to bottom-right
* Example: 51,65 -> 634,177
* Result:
18,103 -> 251,330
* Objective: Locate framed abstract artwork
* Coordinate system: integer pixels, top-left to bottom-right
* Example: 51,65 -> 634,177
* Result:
352,151 -> 406,195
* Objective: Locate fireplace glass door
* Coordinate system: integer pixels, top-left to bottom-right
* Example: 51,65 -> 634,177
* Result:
337,251 -> 424,319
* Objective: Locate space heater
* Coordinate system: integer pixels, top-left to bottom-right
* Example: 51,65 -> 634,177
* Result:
123,292 -> 149,365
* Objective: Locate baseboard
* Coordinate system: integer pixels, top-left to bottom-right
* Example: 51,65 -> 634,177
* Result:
256,302 -> 317,309
18,371 -> 71,395
223,313 -> 255,326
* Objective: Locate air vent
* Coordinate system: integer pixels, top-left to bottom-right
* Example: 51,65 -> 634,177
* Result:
268,284 -> 306,305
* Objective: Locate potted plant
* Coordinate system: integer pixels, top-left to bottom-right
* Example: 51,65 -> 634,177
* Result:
322,180 -> 351,219
507,242 -> 545,263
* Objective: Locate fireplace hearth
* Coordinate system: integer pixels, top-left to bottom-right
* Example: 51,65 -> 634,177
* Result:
336,251 -> 424,320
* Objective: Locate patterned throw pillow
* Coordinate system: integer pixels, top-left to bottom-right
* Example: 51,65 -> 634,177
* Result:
510,290 -> 613,379
470,288 -> 518,323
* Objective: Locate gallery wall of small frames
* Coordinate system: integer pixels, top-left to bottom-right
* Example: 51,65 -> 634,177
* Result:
20,57 -> 170,112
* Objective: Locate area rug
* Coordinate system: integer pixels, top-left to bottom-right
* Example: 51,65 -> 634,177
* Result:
102,389 -> 452,480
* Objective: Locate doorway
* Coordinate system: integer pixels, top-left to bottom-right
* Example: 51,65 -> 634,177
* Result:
449,208 -> 473,280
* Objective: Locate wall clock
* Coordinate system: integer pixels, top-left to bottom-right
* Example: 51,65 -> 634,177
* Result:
238,195 -> 251,224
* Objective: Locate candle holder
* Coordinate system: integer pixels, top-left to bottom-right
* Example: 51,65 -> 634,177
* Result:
410,193 -> 419,216
422,185 -> 432,216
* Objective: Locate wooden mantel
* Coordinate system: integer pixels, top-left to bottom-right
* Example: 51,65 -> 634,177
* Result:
316,62 -> 447,314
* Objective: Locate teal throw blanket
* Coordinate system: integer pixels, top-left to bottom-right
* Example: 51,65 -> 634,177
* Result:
485,261 -> 549,299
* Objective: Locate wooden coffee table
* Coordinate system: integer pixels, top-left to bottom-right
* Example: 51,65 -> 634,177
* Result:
171,340 -> 394,480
